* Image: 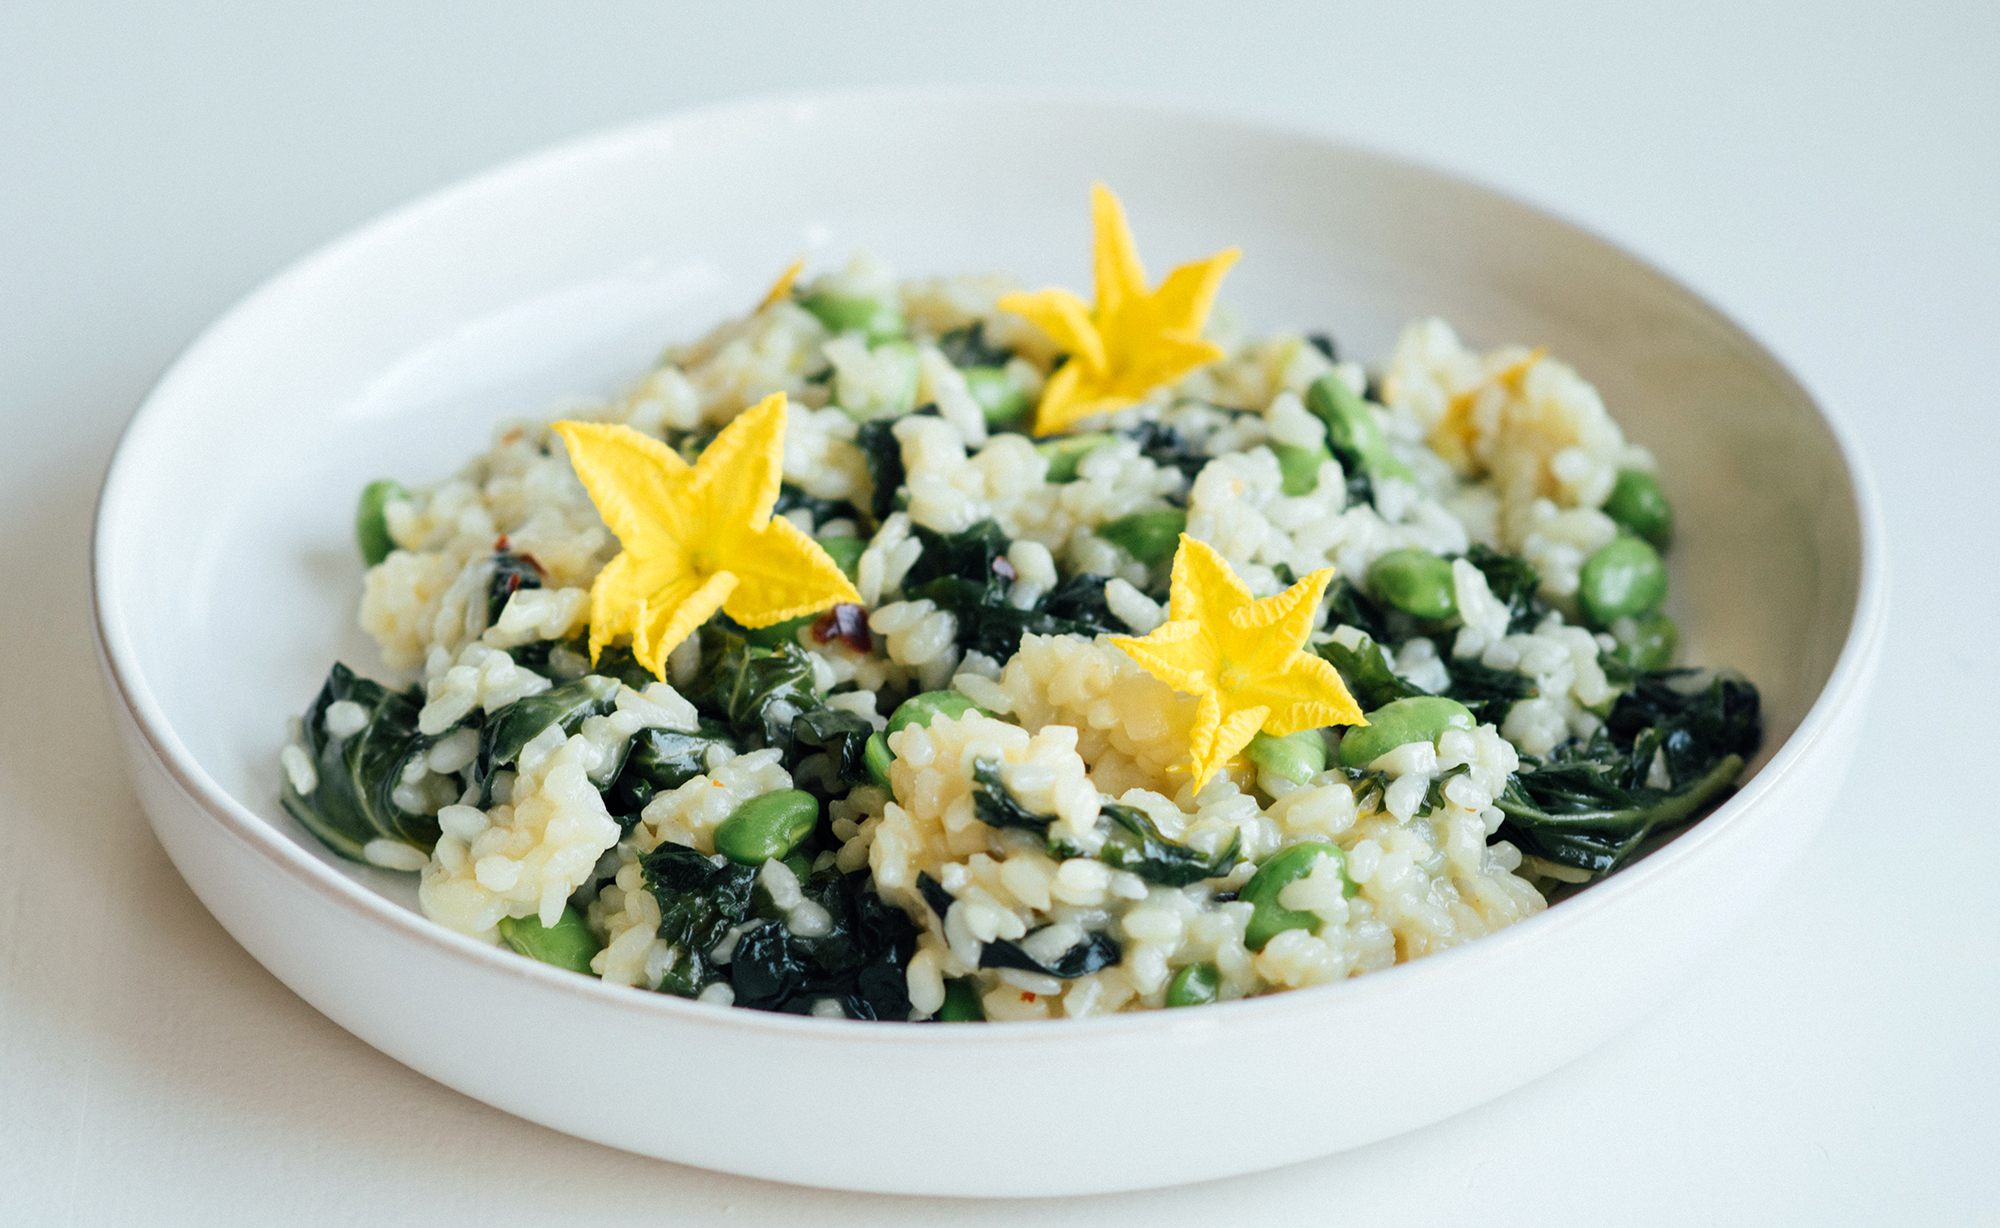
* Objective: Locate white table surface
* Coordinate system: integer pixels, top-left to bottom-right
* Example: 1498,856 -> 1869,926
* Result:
4,2 -> 1995,1223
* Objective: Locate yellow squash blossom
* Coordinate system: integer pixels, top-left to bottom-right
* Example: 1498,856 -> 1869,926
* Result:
1109,536 -> 1365,792
999,184 -> 1240,436
551,392 -> 861,680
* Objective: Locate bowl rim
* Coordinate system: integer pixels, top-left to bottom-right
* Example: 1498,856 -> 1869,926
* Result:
90,83 -> 1890,1045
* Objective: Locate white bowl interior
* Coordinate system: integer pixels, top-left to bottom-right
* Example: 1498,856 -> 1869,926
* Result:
93,91 -> 1873,1192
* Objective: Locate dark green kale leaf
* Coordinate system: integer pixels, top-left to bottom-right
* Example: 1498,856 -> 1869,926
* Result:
1120,420 -> 1209,485
1463,543 -> 1548,633
643,843 -> 760,998
904,518 -> 1013,590
1317,633 -> 1428,711
980,927 -> 1123,979
1068,803 -> 1240,887
470,674 -> 623,804
281,662 -> 443,861
917,872 -> 955,925
1324,575 -> 1391,642
970,757 -> 1057,834
604,719 -> 740,828
938,320 -> 1014,368
686,627 -> 821,752
1038,573 -> 1120,630
854,420 -> 904,524
1497,670 -> 1760,877
1441,651 -> 1538,725
790,706 -> 878,791
728,869 -> 919,1019
486,549 -> 545,625
899,520 -> 1120,659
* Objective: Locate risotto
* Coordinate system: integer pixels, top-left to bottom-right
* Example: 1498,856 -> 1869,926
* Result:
280,188 -> 1759,1021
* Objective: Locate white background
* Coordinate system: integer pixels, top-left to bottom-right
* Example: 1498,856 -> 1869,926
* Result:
4,2 -> 1996,1223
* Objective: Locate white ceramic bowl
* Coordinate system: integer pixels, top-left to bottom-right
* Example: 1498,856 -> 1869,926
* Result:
92,89 -> 1884,1197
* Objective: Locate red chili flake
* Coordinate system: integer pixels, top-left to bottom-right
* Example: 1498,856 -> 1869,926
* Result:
494,534 -> 511,551
992,556 -> 1018,582
811,602 -> 873,653
1019,992 -> 1036,1003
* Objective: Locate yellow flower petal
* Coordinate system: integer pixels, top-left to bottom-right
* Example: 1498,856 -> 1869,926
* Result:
1011,184 -> 1239,437
758,257 -> 805,310
553,392 -> 862,680
1108,534 -> 1363,792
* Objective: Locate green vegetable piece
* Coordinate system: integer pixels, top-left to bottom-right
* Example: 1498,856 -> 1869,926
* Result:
355,479 -> 407,567
1578,536 -> 1669,628
938,977 -> 986,1022
1165,962 -> 1222,1008
1036,432 -> 1116,482
963,365 -> 1030,426
887,690 -> 986,736
1604,468 -> 1674,550
497,907 -> 601,975
1097,508 -> 1187,566
1242,843 -> 1355,951
1337,696 -> 1476,768
712,789 -> 820,866
740,612 -> 817,649
1612,612 -> 1678,672
1305,374 -> 1415,484
1368,548 -> 1458,620
1246,729 -> 1327,786
864,732 -> 893,790
798,290 -> 907,343
1272,443 -> 1334,495
815,535 -> 866,581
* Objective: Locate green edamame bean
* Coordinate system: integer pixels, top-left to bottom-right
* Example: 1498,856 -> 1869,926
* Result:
887,690 -> 986,736
783,852 -> 813,885
496,906 -> 601,975
1165,962 -> 1221,1008
712,789 -> 820,865
1368,548 -> 1458,620
1272,443 -> 1334,495
741,612 -> 817,648
815,535 -> 866,581
938,977 -> 986,1022
355,478 -> 408,567
1612,611 -> 1678,672
1305,374 -> 1416,484
1097,509 -> 1187,566
864,732 -> 893,790
1337,696 -> 1476,768
1578,536 -> 1668,628
1603,468 -> 1674,550
1242,843 -> 1355,951
1036,432 -> 1116,482
797,290 -> 907,343
962,365 -> 1031,427
1246,729 -> 1327,786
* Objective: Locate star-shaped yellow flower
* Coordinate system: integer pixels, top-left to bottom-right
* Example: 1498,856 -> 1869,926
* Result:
758,256 -> 805,310
551,392 -> 862,679
1109,536 -> 1365,792
998,184 -> 1240,437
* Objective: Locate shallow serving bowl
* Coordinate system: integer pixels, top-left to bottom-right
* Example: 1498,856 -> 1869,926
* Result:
92,88 -> 1884,1197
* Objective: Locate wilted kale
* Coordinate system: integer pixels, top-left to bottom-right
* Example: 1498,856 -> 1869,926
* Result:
938,320 -> 1014,368
901,520 -> 1123,659
605,720 -> 740,826
970,757 -> 1057,834
980,928 -> 1123,979
486,549 -> 545,625
469,674 -> 622,804
1317,634 -> 1427,711
1057,803 -> 1241,887
643,843 -> 760,997
1463,544 -> 1548,634
1120,420 -> 1209,485
685,626 -> 820,753
1439,651 -> 1538,725
1038,572 -> 1118,627
1324,575 -> 1392,642
281,663 -> 442,860
790,706 -> 878,792
729,870 -> 919,1019
1498,670 -> 1761,877
854,420 -> 904,523
643,846 -> 917,1018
